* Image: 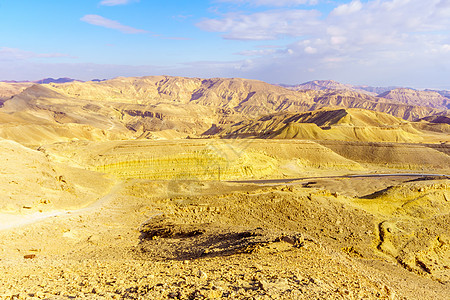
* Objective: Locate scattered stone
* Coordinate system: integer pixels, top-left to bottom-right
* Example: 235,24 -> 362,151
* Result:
204,289 -> 223,299
197,270 -> 208,280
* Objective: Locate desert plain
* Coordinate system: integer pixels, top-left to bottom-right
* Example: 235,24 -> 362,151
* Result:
0,76 -> 449,299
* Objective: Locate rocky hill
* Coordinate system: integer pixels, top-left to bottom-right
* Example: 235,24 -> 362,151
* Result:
44,76 -> 448,120
378,88 -> 449,109
34,77 -> 79,84
425,89 -> 450,99
285,80 -> 450,109
205,107 -> 429,143
282,80 -> 356,92
352,85 -> 399,94
282,80 -> 402,96
0,76 -> 447,145
0,82 -> 33,102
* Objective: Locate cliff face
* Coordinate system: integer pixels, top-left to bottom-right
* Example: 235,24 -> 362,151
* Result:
40,139 -> 362,181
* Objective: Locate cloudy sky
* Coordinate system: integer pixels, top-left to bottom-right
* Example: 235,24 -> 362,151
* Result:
1,0 -> 449,88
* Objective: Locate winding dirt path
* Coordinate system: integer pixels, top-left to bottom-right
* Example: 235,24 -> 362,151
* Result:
0,181 -> 123,232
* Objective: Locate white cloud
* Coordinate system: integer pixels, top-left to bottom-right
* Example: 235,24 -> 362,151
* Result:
81,15 -> 147,34
236,49 -> 276,56
100,0 -> 138,6
330,36 -> 346,45
200,0 -> 450,45
0,47 -> 72,61
195,0 -> 450,86
216,0 -> 318,6
304,46 -> 317,54
442,44 -> 450,52
197,9 -> 320,40
331,0 -> 362,16
4,0 -> 450,88
237,47 -> 295,56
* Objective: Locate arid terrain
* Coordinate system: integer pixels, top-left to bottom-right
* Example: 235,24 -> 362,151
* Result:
0,76 -> 449,299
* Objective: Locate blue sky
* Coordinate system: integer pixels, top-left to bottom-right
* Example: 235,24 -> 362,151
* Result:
1,0 -> 450,88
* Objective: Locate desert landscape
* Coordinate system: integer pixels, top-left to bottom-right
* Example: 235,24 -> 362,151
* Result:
0,76 -> 448,299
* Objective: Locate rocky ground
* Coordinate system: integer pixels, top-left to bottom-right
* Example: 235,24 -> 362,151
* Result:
0,176 -> 448,299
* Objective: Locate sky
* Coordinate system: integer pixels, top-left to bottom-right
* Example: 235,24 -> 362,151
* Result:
1,0 -> 450,88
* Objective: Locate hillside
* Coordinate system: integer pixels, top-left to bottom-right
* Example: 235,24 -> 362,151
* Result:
0,138 -> 111,214
205,107 -> 446,143
45,76 -> 445,121
283,80 -> 405,96
283,80 -> 358,92
425,89 -> 450,99
0,76 -> 446,146
353,85 -> 399,94
378,88 -> 449,109
0,82 -> 33,102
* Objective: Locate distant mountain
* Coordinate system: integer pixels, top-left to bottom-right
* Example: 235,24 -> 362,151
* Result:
1,80 -> 25,83
282,80 -> 405,96
425,89 -> 450,99
43,76 -> 443,121
5,76 -> 444,125
0,77 -> 81,84
34,77 -> 79,84
378,88 -> 449,109
0,75 -> 448,145
283,80 -> 450,109
353,85 -> 400,95
282,80 -> 357,92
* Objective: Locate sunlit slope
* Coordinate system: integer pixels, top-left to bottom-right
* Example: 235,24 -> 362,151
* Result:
0,111 -> 127,147
352,180 -> 450,283
45,76 -> 315,117
319,141 -> 450,170
41,137 -> 449,182
0,85 -> 129,145
0,82 -> 33,102
0,76 -> 447,146
0,84 -> 214,144
41,139 -> 362,181
46,76 -> 446,120
379,88 -> 449,109
208,108 -> 434,143
0,139 -> 111,214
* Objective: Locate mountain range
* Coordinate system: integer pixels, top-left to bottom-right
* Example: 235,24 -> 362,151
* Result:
3,77 -> 450,97
0,76 -> 448,146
